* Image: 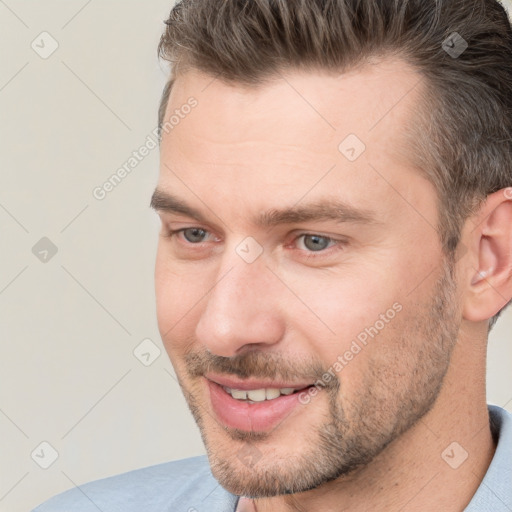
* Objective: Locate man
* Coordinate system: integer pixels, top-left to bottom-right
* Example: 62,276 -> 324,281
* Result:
34,0 -> 512,510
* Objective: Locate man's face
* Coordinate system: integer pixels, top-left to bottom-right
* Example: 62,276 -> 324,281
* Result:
154,61 -> 462,497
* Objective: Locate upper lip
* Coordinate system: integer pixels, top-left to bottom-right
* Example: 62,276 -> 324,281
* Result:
205,373 -> 313,391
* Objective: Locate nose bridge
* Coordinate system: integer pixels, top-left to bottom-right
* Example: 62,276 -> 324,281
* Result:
195,247 -> 284,356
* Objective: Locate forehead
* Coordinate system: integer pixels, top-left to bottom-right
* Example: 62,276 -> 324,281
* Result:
164,58 -> 423,152
157,59 -> 436,233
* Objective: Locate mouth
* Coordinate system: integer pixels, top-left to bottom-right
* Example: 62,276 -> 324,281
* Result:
205,374 -> 316,432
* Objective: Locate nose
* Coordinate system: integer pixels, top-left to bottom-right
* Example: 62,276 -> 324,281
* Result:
194,255 -> 286,357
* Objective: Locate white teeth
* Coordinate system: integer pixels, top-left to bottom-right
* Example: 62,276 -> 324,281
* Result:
265,388 -> 281,400
247,389 -> 266,402
224,386 -> 299,401
231,389 -> 248,400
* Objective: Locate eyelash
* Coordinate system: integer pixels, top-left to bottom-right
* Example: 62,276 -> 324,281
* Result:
162,227 -> 345,259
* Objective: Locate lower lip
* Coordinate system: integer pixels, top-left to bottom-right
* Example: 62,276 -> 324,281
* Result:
207,380 -> 309,432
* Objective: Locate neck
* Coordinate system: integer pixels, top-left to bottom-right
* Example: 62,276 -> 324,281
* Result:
254,330 -> 495,512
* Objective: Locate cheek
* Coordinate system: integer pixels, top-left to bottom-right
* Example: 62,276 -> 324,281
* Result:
154,250 -> 213,353
280,256 -> 423,380
287,270 -> 401,344
155,253 -> 188,335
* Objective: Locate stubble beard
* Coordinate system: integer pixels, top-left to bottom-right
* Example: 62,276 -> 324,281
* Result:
177,260 -> 460,498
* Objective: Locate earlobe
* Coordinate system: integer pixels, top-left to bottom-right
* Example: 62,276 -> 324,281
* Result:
462,189 -> 512,322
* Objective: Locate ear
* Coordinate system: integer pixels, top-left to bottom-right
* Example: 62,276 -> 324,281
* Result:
462,188 -> 512,322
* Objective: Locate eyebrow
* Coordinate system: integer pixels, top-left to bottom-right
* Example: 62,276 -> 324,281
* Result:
150,189 -> 378,228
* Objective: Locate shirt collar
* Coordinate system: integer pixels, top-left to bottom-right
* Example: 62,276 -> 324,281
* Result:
464,405 -> 512,511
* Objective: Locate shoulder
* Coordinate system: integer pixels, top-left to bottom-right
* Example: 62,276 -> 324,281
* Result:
32,455 -> 238,512
465,405 -> 512,511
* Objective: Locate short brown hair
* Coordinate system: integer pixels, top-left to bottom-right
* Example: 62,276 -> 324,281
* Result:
157,0 -> 512,327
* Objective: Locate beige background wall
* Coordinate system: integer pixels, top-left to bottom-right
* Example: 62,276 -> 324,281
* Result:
0,1 -> 511,510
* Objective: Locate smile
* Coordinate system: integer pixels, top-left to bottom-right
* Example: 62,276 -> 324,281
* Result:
222,386 -> 299,402
206,377 -> 316,431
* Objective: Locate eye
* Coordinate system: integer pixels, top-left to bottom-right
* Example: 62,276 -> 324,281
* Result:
296,234 -> 336,252
163,226 -> 345,260
165,227 -> 214,244
180,227 -> 209,243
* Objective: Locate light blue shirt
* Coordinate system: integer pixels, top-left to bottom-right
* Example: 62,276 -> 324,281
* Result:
33,405 -> 512,511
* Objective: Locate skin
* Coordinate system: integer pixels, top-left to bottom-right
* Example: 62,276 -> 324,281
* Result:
152,59 -> 512,511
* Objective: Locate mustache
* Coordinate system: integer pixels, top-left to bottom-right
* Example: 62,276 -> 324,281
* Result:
184,349 -> 338,388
